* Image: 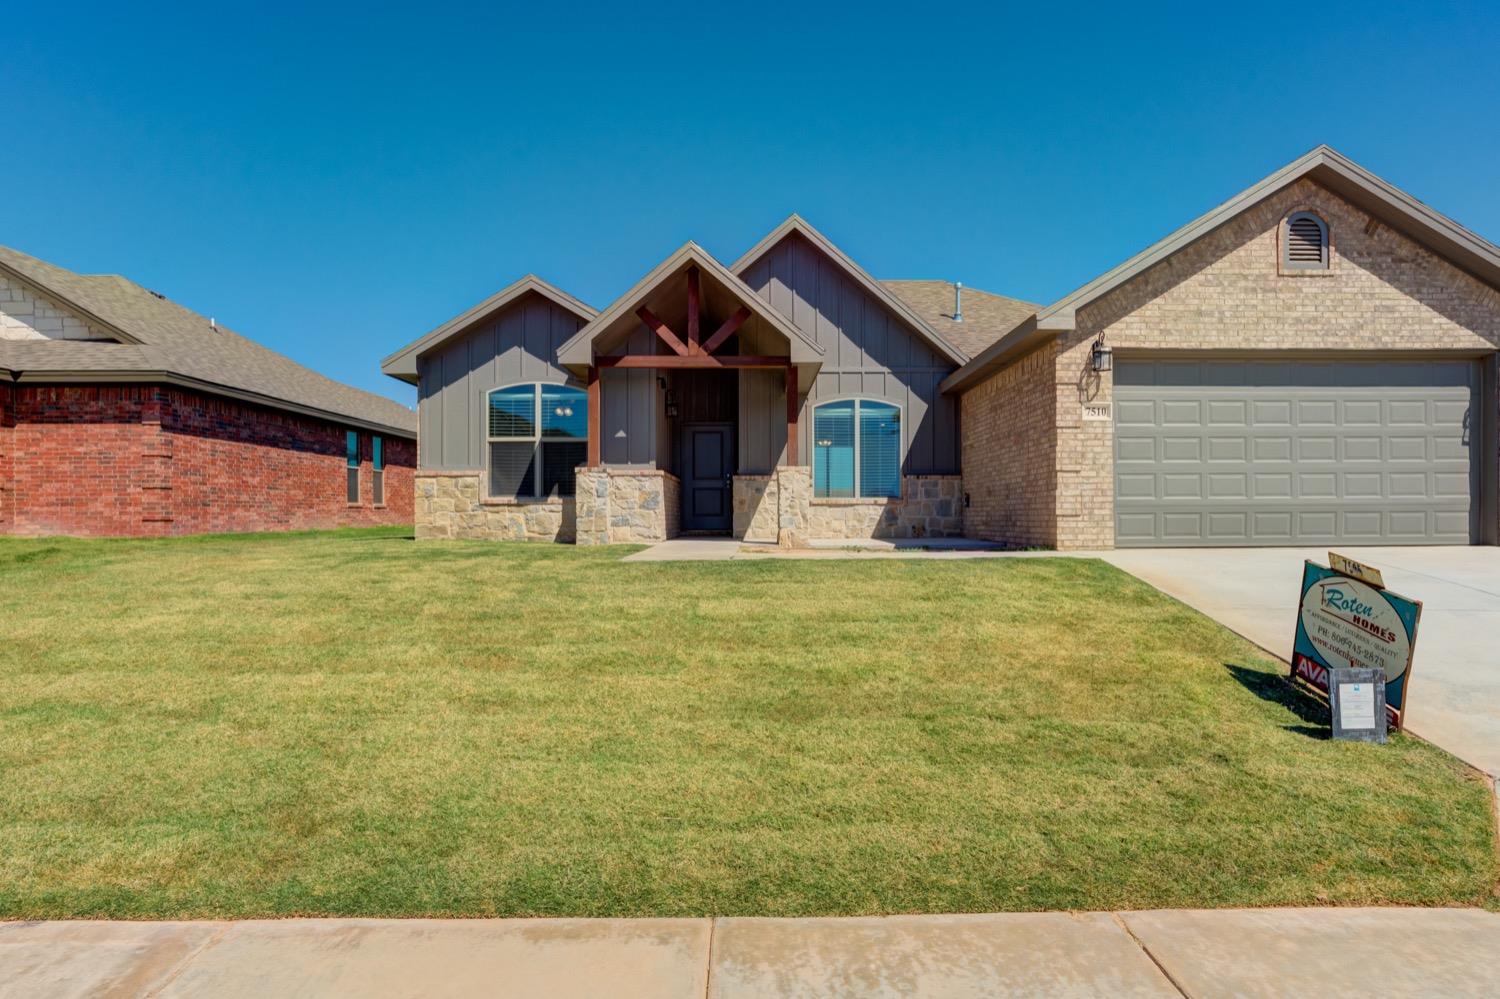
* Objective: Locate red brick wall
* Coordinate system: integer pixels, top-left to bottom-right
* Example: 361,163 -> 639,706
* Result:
3,384 -> 414,537
0,383 -> 13,531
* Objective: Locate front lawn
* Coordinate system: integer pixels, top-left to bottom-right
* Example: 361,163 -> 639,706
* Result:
0,528 -> 1492,918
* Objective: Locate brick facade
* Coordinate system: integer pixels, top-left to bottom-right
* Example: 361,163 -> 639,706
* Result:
959,343 -> 1057,547
1,384 -> 414,537
962,179 -> 1500,549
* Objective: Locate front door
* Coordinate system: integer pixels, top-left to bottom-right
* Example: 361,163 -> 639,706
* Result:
683,423 -> 734,533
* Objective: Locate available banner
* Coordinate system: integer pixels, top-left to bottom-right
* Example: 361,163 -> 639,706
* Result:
1291,561 -> 1422,728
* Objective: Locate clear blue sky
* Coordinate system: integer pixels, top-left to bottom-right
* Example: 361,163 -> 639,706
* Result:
6,2 -> 1497,407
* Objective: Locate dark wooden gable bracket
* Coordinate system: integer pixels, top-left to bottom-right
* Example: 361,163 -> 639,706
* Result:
586,265 -> 800,466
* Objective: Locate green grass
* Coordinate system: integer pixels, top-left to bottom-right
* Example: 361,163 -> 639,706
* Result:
0,527 -> 1493,919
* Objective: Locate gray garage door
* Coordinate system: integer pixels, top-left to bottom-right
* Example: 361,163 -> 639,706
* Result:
1114,358 -> 1477,547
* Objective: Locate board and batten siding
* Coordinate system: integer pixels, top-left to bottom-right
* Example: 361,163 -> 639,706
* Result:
416,292 -> 663,471
738,231 -> 961,474
416,292 -> 586,471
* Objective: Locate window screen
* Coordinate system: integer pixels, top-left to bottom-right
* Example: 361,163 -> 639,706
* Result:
814,399 -> 900,499
486,383 -> 588,499
858,402 -> 901,498
814,400 -> 856,498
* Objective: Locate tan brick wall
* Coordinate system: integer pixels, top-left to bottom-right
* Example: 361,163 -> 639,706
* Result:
0,274 -> 113,341
1051,178 -> 1500,549
959,342 -> 1058,547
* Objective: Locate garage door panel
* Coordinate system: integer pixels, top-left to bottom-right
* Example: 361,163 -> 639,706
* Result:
1253,437 -> 1292,461
1115,359 -> 1477,547
1207,437 -> 1247,461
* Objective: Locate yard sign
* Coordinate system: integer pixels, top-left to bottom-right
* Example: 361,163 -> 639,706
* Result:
1290,559 -> 1422,730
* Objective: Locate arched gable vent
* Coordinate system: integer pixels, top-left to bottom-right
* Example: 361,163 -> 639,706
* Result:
1284,212 -> 1329,270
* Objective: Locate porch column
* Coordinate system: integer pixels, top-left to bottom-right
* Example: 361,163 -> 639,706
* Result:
785,365 -> 799,466
586,364 -> 601,467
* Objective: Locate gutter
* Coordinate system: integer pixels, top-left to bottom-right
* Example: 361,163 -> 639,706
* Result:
938,316 -> 1054,395
5,368 -> 417,439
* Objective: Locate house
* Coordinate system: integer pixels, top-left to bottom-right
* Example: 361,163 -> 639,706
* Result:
383,146 -> 1500,549
0,247 -> 416,537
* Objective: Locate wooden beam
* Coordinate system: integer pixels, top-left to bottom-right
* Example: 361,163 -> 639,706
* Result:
595,354 -> 791,370
686,267 -> 700,353
785,365 -> 799,466
701,306 -> 750,355
636,305 -> 689,356
586,365 -> 600,467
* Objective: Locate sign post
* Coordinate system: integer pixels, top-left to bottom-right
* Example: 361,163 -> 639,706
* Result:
1290,554 -> 1422,731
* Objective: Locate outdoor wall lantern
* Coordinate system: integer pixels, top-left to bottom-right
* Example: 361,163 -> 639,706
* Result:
1090,340 -> 1113,373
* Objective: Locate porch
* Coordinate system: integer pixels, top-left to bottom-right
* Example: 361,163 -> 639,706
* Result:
558,246 -> 962,546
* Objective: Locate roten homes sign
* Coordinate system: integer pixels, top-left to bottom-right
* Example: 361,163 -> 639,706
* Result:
1291,558 -> 1423,729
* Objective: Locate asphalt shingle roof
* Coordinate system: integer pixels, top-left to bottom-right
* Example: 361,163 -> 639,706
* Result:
883,280 -> 1037,359
0,246 -> 415,436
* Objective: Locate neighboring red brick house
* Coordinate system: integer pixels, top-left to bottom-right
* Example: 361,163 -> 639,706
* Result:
0,247 -> 416,537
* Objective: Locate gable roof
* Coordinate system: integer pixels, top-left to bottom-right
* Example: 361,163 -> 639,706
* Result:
381,274 -> 596,385
0,247 -> 417,437
940,145 -> 1500,396
557,241 -> 824,369
1034,144 -> 1500,332
731,215 -> 970,366
883,280 -> 1038,359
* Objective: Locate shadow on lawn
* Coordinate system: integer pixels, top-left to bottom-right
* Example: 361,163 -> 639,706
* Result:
1223,662 -> 1330,740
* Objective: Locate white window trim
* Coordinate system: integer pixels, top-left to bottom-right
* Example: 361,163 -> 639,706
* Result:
811,396 -> 905,500
484,381 -> 588,501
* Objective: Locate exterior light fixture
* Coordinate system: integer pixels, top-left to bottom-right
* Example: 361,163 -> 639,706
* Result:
1090,341 -> 1113,373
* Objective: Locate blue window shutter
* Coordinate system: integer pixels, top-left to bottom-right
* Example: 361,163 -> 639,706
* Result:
814,400 -> 856,498
858,402 -> 901,498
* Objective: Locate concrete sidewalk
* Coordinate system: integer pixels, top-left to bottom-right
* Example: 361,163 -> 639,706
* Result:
4,908 -> 1498,998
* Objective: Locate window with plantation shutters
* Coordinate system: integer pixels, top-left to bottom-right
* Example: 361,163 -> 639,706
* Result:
486,383 -> 588,500
813,399 -> 901,499
1284,212 -> 1329,270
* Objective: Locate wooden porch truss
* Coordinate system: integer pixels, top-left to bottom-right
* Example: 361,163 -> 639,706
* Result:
586,266 -> 799,467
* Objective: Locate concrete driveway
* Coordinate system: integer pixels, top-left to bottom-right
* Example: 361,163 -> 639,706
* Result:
1099,546 -> 1500,776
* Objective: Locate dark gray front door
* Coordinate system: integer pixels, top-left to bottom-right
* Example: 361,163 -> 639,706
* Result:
683,423 -> 733,533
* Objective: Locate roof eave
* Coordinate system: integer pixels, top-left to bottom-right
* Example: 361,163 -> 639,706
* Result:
1035,145 -> 1500,328
381,275 -> 597,379
0,258 -> 145,345
557,242 -> 824,368
4,367 -> 417,438
939,315 -> 1052,395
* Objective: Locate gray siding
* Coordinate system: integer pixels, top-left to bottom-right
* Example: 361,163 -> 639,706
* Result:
600,327 -> 661,466
415,292 -> 586,470
740,231 -> 960,474
416,292 -> 662,471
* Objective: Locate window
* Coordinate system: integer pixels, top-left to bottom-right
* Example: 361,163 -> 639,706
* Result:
487,383 -> 588,499
1284,211 -> 1329,270
372,435 -> 384,506
346,431 -> 360,503
813,399 -> 901,499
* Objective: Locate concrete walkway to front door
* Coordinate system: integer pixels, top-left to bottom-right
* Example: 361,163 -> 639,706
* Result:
1100,546 -> 1500,777
6,908 -> 1498,998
